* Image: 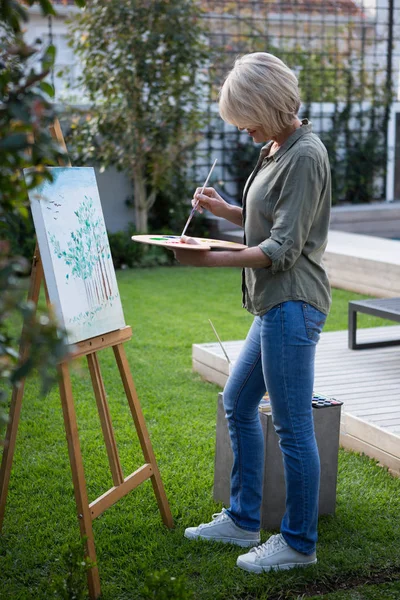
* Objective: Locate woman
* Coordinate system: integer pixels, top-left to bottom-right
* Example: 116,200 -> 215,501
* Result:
175,52 -> 331,573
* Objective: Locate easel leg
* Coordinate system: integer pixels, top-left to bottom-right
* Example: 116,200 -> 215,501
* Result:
0,247 -> 43,531
113,344 -> 174,528
0,386 -> 25,529
58,362 -> 101,599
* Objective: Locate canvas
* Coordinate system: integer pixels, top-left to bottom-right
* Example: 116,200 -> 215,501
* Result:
25,167 -> 126,345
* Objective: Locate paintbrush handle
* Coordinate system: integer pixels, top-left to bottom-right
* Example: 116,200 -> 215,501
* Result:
199,158 -> 218,194
181,206 -> 197,238
181,158 -> 217,238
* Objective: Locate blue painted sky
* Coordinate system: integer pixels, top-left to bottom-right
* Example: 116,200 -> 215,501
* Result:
34,167 -> 98,196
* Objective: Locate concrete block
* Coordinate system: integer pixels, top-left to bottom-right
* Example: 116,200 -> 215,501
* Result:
214,392 -> 341,530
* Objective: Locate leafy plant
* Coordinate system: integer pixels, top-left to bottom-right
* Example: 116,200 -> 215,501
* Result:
64,0 -> 211,234
0,0 -> 85,433
223,139 -> 261,204
0,246 -> 67,433
2,208 -> 36,260
322,106 -> 387,204
142,570 -> 194,600
51,536 -> 95,600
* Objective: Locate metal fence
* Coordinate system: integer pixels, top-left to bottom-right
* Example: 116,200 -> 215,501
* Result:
195,0 -> 400,205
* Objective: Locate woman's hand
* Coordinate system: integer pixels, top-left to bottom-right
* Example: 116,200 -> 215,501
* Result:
193,187 -> 243,227
193,187 -> 230,219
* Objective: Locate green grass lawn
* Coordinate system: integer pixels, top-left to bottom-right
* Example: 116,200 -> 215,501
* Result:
1,267 -> 400,600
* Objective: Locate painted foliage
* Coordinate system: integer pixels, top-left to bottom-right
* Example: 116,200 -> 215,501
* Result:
25,167 -> 126,345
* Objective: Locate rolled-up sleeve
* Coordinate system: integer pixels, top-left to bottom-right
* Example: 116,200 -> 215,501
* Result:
259,155 -> 323,274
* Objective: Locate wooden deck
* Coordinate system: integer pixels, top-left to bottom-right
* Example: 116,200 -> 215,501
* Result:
324,231 -> 400,298
193,325 -> 400,475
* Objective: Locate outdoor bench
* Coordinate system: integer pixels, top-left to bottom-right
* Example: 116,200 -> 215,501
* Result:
348,298 -> 400,349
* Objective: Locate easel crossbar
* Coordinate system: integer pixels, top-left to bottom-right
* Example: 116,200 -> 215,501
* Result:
69,326 -> 132,359
89,463 -> 153,520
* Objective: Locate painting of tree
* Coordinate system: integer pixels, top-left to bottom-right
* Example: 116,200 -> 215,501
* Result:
26,167 -> 126,345
49,195 -> 115,306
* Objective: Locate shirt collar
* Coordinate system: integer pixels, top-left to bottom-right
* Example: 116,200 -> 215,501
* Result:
261,119 -> 312,162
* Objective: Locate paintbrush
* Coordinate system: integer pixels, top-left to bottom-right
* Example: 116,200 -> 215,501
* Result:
181,158 -> 218,238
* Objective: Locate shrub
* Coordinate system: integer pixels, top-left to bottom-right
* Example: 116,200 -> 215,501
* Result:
51,537 -> 95,600
108,224 -> 175,269
142,570 -> 194,600
3,210 -> 36,261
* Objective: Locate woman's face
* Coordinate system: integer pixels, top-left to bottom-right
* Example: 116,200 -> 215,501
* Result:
237,123 -> 269,144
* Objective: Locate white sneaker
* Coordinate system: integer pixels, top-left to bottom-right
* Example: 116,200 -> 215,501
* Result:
237,534 -> 317,573
184,509 -> 260,547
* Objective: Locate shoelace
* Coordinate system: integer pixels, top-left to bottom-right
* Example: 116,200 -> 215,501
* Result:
197,510 -> 230,530
252,534 -> 286,557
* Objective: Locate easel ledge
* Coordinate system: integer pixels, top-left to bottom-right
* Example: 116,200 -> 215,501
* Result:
0,121 -> 173,600
70,325 -> 132,358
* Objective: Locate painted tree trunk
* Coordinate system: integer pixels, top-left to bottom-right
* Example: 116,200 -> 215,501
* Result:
96,261 -> 106,303
87,278 -> 93,309
105,256 -> 114,297
98,245 -> 112,298
83,279 -> 90,309
94,272 -> 101,305
99,254 -> 111,300
103,256 -> 112,298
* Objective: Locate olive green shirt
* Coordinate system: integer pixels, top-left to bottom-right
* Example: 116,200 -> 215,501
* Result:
242,119 -> 332,316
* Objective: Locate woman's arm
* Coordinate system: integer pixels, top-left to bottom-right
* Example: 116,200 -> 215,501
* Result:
193,188 -> 243,227
223,204 -> 243,227
173,246 -> 271,268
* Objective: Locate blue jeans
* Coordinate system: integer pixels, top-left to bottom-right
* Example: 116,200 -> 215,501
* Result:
223,301 -> 327,555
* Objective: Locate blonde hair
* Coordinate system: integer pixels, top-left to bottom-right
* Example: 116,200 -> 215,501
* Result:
219,52 -> 301,137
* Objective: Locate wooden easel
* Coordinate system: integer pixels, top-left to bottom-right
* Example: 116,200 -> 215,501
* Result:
0,120 -> 173,599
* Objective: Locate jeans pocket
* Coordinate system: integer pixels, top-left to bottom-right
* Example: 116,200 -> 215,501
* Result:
301,303 -> 327,343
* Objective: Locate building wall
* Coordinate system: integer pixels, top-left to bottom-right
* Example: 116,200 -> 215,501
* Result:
94,166 -> 134,234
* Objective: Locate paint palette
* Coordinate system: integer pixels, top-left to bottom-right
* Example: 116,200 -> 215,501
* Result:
131,234 -> 247,251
